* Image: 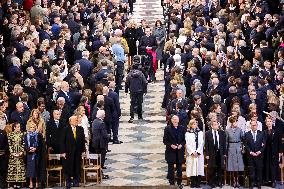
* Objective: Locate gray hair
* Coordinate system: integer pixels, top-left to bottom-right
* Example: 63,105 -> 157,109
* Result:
24,78 -> 32,87
57,97 -> 65,103
213,94 -> 222,103
96,109 -> 105,119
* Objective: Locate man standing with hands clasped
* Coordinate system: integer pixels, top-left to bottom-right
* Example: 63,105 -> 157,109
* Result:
205,120 -> 227,188
244,120 -> 266,189
163,115 -> 185,189
61,116 -> 85,189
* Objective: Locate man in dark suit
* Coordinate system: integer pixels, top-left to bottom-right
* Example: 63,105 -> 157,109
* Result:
244,120 -> 266,189
263,116 -> 282,188
188,95 -> 207,119
57,81 -> 73,108
55,97 -> 72,127
10,102 -> 29,132
108,82 -> 122,144
76,50 -> 94,81
167,89 -> 188,116
138,26 -> 157,55
46,110 -> 65,154
102,86 -> 115,140
163,115 -> 185,188
61,116 -> 85,189
205,120 -> 226,188
92,110 -> 109,179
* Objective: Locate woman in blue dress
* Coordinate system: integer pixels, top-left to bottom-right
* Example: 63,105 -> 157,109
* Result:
24,123 -> 43,188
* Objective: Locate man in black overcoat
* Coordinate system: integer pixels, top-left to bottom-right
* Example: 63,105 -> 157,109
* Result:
61,116 -> 85,188
263,116 -> 282,187
46,110 -> 65,154
92,110 -> 109,179
163,115 -> 185,188
244,120 -> 266,189
205,120 -> 226,188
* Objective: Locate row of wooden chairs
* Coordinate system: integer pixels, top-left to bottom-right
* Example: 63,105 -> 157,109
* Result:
46,153 -> 102,187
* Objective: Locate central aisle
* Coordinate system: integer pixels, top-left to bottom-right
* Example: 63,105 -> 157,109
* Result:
102,70 -> 168,186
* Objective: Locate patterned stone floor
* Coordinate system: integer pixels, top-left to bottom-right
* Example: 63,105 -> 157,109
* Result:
101,70 -> 168,186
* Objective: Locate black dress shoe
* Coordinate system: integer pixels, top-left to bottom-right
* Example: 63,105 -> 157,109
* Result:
107,149 -> 111,152
113,140 -> 123,144
109,138 -> 114,142
128,118 -> 134,123
102,175 -> 109,179
102,166 -> 107,169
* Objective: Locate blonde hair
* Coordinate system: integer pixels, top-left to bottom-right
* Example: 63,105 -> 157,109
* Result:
188,119 -> 197,128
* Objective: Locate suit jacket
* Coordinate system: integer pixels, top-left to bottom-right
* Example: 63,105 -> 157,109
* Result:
61,125 -> 85,177
163,125 -> 186,163
264,129 -> 282,160
46,119 -> 65,153
205,129 -> 226,168
57,90 -> 73,108
139,35 -> 157,55
244,130 -> 266,159
108,89 -> 121,118
77,58 -> 94,79
92,118 -> 109,150
103,95 -> 114,123
10,110 -> 29,132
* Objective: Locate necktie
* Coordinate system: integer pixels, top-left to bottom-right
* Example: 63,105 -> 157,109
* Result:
214,130 -> 218,149
72,127 -> 76,139
55,120 -> 59,128
253,131 -> 256,142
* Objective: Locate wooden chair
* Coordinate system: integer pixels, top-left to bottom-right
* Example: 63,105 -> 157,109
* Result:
46,154 -> 63,187
83,153 -> 102,185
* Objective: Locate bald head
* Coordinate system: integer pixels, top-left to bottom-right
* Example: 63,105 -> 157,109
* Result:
16,102 -> 24,113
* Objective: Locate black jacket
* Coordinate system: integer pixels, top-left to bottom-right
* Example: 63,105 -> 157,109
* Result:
125,69 -> 147,94
163,125 -> 186,163
138,35 -> 157,55
244,130 -> 266,158
92,118 -> 109,149
205,129 -> 227,168
46,119 -> 65,154
61,126 -> 85,177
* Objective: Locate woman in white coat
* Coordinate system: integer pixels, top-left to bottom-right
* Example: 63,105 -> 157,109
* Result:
185,119 -> 204,188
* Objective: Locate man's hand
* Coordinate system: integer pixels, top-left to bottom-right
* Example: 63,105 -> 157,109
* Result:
205,156 -> 209,160
61,153 -> 66,159
171,144 -> 177,149
250,152 -> 256,156
177,144 -> 182,149
255,151 -> 261,156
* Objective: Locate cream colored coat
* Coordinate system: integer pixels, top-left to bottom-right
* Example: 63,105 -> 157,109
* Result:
185,130 -> 205,177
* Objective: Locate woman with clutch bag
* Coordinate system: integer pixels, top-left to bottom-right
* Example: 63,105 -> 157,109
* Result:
226,116 -> 244,188
185,119 -> 204,188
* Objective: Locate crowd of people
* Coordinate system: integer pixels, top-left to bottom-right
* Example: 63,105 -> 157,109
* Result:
0,0 -> 284,188
162,0 -> 284,188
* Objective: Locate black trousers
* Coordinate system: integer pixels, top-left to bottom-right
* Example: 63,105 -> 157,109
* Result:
65,175 -> 80,188
130,92 -> 143,118
208,151 -> 223,186
115,63 -> 124,89
112,117 -> 119,141
248,156 -> 263,186
167,162 -> 182,185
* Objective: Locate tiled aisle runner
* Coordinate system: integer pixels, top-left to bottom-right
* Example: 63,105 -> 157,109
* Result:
102,69 -> 168,186
100,0 -> 167,186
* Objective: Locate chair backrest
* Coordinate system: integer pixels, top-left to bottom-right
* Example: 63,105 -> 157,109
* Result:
47,154 -> 62,167
85,153 -> 101,167
48,154 -> 61,160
